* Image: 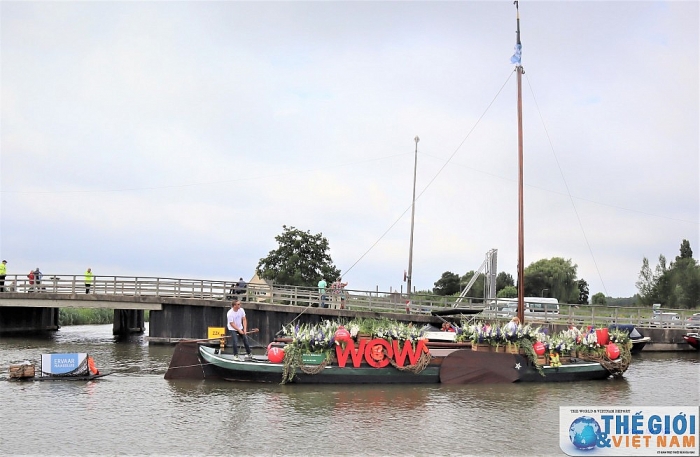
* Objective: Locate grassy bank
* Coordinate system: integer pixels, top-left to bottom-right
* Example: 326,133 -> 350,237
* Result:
59,308 -> 150,326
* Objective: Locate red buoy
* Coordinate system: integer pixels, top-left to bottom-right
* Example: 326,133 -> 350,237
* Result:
533,341 -> 546,356
268,347 -> 285,363
334,326 -> 352,344
606,343 -> 620,360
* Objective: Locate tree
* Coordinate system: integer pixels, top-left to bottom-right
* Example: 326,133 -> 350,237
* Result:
668,239 -> 700,308
496,272 -> 515,293
678,239 -> 693,261
577,279 -> 589,305
654,255 -> 670,302
635,257 -> 655,304
636,240 -> 700,308
523,257 -> 579,303
497,285 -> 517,298
256,225 -> 340,287
591,292 -> 606,305
433,271 -> 461,296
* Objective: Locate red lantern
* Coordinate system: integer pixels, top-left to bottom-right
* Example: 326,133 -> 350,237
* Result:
334,326 -> 352,344
268,347 -> 285,363
606,343 -> 620,360
533,341 -> 546,356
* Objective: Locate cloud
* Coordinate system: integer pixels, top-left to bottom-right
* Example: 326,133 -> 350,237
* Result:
1,1 -> 697,299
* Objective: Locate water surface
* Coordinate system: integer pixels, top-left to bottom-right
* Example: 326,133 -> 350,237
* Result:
1,325 -> 698,456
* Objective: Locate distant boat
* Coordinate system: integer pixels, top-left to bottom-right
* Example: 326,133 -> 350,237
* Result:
683,333 -> 700,350
608,324 -> 651,354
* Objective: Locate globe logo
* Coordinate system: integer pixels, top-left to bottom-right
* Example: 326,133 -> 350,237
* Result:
569,416 -> 601,450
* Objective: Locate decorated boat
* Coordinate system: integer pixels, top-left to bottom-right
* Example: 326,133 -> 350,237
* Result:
8,353 -> 109,382
165,318 -> 630,384
683,333 -> 699,350
165,4 -> 631,385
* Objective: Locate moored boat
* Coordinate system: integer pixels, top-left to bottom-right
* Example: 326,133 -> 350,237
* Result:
683,333 -> 700,350
7,353 -> 109,382
608,324 -> 651,354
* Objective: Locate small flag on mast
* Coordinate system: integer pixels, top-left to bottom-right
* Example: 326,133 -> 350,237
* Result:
510,43 -> 522,65
511,1 -> 522,65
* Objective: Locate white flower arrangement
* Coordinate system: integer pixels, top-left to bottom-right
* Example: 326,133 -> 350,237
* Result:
581,331 -> 599,349
374,321 -> 423,342
282,321 -> 339,354
561,326 -> 581,343
608,329 -> 631,346
550,334 -> 574,353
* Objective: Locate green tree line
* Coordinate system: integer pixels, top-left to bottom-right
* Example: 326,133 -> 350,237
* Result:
254,226 -> 699,308
636,239 -> 700,308
59,309 -> 150,326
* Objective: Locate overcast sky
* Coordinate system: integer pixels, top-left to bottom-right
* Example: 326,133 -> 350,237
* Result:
1,1 -> 698,300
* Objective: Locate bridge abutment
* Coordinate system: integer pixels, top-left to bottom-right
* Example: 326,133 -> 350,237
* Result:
0,306 -> 59,334
113,309 -> 145,336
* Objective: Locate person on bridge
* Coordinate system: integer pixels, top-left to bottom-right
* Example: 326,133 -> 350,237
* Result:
34,268 -> 43,291
27,269 -> 35,292
318,278 -> 327,308
0,260 -> 6,292
235,277 -> 247,299
85,268 -> 93,294
227,300 -> 252,361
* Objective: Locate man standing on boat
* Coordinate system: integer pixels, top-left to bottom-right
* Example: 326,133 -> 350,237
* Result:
227,300 -> 252,361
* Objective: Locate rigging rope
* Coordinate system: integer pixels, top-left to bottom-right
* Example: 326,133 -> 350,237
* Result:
342,70 -> 517,278
523,73 -> 608,296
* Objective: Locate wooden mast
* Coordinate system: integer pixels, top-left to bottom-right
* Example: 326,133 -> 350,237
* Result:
406,136 -> 419,308
514,1 -> 526,325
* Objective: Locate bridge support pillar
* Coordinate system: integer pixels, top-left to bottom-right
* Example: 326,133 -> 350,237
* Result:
0,307 -> 59,334
113,309 -> 145,336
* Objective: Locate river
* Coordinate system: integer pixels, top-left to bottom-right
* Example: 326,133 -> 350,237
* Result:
1,324 -> 698,456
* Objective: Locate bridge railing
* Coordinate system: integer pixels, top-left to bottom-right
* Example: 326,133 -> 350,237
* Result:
0,274 -> 483,313
1,274 -> 697,329
1,274 -> 239,300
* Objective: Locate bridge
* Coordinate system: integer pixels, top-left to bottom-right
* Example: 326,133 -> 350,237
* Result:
0,274 -> 697,348
0,274 -> 473,343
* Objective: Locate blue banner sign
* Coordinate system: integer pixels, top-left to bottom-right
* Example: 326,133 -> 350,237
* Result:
41,353 -> 88,376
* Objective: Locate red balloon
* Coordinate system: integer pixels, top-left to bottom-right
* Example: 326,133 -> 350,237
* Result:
268,347 -> 285,363
606,343 -> 620,360
334,326 -> 352,343
533,341 -> 546,356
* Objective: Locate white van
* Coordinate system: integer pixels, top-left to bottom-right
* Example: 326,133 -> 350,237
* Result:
523,297 -> 560,315
488,297 -> 560,318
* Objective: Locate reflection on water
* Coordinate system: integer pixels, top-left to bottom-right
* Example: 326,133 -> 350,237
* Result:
1,324 -> 698,456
